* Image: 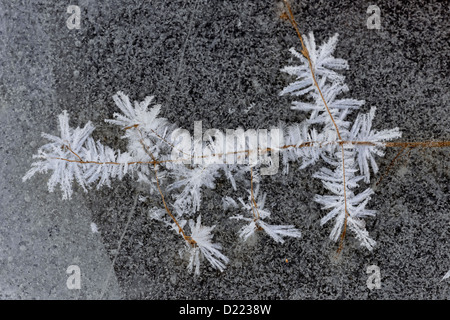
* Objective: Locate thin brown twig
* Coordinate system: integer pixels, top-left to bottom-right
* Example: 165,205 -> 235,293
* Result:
282,0 -> 350,253
376,146 -> 407,186
52,140 -> 450,167
136,128 -> 195,247
63,143 -> 83,162
337,148 -> 350,255
282,0 -> 342,140
249,167 -> 263,232
249,167 -> 260,218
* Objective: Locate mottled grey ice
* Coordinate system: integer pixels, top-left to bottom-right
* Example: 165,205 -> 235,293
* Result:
0,0 -> 448,299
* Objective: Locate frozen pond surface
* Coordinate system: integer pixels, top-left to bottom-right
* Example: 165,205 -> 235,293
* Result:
0,0 -> 448,299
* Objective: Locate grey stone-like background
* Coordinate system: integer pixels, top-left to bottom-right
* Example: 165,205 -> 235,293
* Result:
0,0 -> 448,299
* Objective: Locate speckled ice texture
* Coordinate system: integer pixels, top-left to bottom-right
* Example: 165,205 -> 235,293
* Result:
0,0 -> 448,299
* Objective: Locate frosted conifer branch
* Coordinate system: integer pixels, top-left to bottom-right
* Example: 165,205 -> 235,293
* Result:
230,186 -> 301,243
280,33 -> 348,98
23,29 -> 416,274
186,215 -> 229,275
348,107 -> 402,182
313,152 -> 377,250
23,111 -> 136,199
168,165 -> 221,216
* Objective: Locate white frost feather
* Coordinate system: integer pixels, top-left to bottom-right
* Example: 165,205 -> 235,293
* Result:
186,215 -> 229,275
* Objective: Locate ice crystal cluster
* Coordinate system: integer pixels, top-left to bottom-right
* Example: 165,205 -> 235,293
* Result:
24,33 -> 400,275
